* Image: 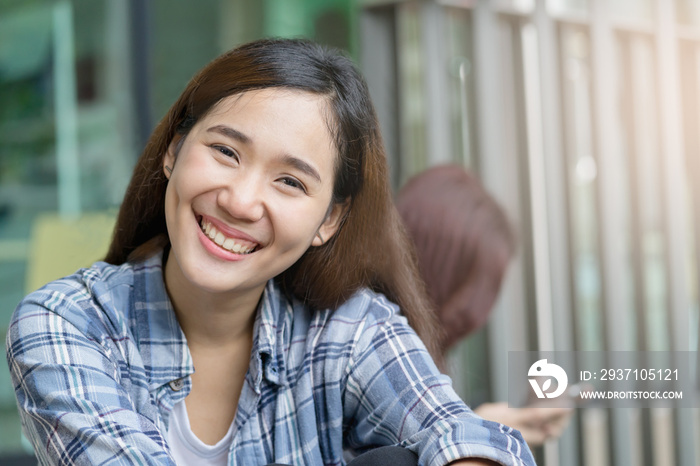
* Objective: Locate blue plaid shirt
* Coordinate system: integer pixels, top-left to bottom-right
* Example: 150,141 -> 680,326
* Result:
7,252 -> 535,466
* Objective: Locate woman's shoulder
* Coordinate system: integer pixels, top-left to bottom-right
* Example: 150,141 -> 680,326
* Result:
316,288 -> 410,344
10,260 -> 138,339
20,260 -> 135,306
333,288 -> 402,322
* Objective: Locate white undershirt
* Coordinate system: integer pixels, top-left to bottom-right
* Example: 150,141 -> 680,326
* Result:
167,399 -> 233,466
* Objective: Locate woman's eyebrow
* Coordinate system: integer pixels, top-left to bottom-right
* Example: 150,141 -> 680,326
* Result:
282,155 -> 322,183
207,124 -> 250,144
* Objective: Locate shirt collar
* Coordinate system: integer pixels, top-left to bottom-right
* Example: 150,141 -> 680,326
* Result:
132,252 -> 293,394
132,252 -> 194,392
248,279 -> 292,392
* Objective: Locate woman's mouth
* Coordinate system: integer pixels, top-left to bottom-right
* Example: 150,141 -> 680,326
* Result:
199,217 -> 259,254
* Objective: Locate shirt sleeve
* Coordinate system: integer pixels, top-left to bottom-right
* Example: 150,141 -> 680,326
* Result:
6,288 -> 176,466
342,300 -> 536,466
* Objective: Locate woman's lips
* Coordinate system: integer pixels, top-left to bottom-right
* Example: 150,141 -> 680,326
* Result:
199,217 -> 259,254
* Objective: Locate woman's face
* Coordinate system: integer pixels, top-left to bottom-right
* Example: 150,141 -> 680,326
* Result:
162,88 -> 344,298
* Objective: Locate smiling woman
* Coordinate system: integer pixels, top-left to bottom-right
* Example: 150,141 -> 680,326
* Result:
5,39 -> 535,466
162,89 -> 343,303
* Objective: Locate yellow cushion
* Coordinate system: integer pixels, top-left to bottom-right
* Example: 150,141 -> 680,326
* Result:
26,212 -> 116,293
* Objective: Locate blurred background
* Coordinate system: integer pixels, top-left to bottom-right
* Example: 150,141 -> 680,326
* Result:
0,0 -> 698,465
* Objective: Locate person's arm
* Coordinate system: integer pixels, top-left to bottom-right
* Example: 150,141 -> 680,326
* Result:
475,402 -> 573,447
342,297 -> 536,466
6,289 -> 175,465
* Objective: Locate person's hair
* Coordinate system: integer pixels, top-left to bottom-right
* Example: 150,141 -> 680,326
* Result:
397,165 -> 516,352
105,38 -> 442,362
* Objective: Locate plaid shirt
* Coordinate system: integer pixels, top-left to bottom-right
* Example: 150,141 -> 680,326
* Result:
7,252 -> 535,466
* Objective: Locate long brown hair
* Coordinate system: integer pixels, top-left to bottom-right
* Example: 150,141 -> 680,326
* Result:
105,38 -> 442,363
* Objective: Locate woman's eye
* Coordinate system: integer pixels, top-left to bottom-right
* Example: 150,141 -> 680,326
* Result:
212,145 -> 238,159
280,177 -> 306,192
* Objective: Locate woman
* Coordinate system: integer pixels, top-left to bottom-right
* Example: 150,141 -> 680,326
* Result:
397,165 -> 572,447
397,166 -> 516,353
6,39 -> 534,465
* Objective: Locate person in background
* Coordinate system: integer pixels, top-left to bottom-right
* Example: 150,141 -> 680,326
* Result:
6,40 -> 535,465
397,164 -> 572,447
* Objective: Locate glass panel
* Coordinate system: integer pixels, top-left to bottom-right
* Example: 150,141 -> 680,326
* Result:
548,0 -> 589,16
679,40 -> 700,355
686,184 -> 699,354
623,34 -> 670,352
445,7 -> 477,170
676,0 -> 700,27
396,1 -> 428,182
496,0 -> 535,13
150,0 -> 224,122
690,45 -> 700,361
394,3 -> 478,182
611,0 -> 654,22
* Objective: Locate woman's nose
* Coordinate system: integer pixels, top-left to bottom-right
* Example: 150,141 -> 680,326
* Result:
217,174 -> 265,222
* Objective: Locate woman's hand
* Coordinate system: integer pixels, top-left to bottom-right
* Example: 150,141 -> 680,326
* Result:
474,402 -> 573,447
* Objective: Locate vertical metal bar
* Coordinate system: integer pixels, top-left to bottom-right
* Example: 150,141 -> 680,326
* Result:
582,408 -> 610,466
520,21 -> 555,355
655,0 -> 692,357
695,47 -> 700,394
473,0 -> 506,205
532,0 -> 572,350
420,1 -> 452,166
477,6 -> 532,405
532,0 -> 578,464
589,4 -> 631,346
521,20 -> 580,466
626,33 -> 653,466
473,0 -> 537,408
457,59 -> 473,168
651,408 -> 677,466
589,0 -> 634,464
53,1 -> 80,218
618,32 -> 646,354
654,1 -> 697,465
473,0 -> 519,404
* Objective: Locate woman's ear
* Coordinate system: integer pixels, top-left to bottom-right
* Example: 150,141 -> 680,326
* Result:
163,135 -> 183,179
312,199 -> 349,247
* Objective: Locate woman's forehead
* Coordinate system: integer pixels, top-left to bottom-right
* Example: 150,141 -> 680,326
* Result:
205,88 -> 330,119
194,89 -> 338,157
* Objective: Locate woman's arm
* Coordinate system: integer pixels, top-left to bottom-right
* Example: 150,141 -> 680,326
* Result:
342,297 -> 536,466
6,291 -> 175,465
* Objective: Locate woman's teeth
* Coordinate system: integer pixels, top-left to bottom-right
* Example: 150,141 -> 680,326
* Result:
200,218 -> 257,254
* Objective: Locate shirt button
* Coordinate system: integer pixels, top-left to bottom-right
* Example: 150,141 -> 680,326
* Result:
169,378 -> 185,391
